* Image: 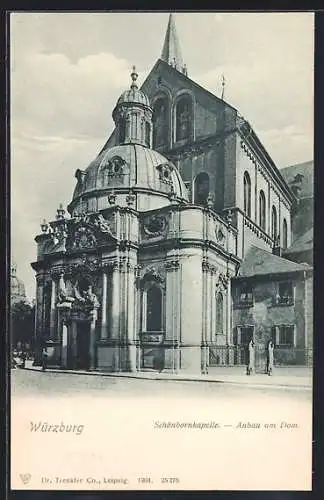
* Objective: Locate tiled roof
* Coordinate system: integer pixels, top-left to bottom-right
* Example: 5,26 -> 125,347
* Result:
284,228 -> 313,254
238,245 -> 311,278
280,161 -> 314,244
280,160 -> 314,199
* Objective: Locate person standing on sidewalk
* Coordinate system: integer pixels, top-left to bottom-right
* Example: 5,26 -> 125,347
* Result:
266,340 -> 274,376
41,347 -> 48,371
246,339 -> 255,375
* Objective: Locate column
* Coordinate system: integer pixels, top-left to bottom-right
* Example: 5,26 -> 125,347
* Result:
34,273 -> 46,365
171,266 -> 177,373
89,311 -> 97,370
211,271 -> 216,342
111,262 -> 120,339
201,260 -> 208,374
101,270 -> 108,339
111,261 -> 120,371
175,262 -> 181,373
226,278 -> 232,345
61,321 -> 68,369
205,269 -> 212,342
50,276 -> 57,339
71,321 -> 78,368
134,265 -> 141,370
127,263 -> 137,371
180,253 -> 203,372
227,277 -> 234,365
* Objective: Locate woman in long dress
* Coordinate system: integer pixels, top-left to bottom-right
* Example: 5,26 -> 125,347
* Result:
266,340 -> 274,376
246,339 -> 255,375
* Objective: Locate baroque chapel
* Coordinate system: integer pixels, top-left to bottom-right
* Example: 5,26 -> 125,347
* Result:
32,14 -> 313,372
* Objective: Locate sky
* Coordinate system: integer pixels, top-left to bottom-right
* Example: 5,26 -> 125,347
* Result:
10,12 -> 314,298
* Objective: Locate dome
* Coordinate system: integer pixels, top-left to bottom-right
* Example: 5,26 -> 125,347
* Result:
116,66 -> 151,108
117,87 -> 150,107
69,143 -> 188,213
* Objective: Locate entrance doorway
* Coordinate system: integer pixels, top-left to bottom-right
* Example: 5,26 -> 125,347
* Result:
76,322 -> 90,370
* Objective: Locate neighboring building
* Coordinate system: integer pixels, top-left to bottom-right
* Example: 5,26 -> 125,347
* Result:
230,246 -> 313,370
11,262 -> 27,305
281,160 -> 313,265
31,14 -> 313,372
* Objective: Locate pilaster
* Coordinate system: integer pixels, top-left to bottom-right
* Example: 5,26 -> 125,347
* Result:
101,269 -> 108,339
111,261 -> 120,340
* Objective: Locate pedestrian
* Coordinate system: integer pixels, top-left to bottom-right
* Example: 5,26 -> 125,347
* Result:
41,347 -> 48,371
20,350 -> 26,369
246,339 -> 255,375
266,340 -> 274,376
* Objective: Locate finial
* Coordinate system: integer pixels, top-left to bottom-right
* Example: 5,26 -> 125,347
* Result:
56,203 -> 65,220
221,74 -> 226,100
130,65 -> 138,89
41,219 -> 48,233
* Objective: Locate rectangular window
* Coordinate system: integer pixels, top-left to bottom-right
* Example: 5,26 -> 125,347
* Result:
276,282 -> 294,305
238,284 -> 253,306
275,325 -> 295,346
240,326 -> 254,345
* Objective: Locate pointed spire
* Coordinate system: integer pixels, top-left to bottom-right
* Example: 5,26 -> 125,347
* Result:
161,13 -> 184,72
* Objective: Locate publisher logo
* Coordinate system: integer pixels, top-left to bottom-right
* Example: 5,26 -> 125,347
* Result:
19,473 -> 31,485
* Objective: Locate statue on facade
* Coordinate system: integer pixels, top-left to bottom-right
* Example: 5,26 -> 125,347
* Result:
57,275 -> 75,306
57,287 -> 75,305
73,284 -> 99,309
93,213 -> 112,234
177,103 -> 191,141
153,102 -> 167,147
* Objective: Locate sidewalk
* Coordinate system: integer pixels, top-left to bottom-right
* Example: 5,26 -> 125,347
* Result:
24,361 -> 312,390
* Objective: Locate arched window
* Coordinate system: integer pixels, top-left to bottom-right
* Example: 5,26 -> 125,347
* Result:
194,172 -> 209,205
153,98 -> 168,148
175,96 -> 192,142
283,218 -> 288,249
216,292 -> 224,335
271,205 -> 277,240
146,284 -> 162,332
259,190 -> 266,231
145,122 -> 151,148
243,171 -> 251,217
194,172 -> 210,205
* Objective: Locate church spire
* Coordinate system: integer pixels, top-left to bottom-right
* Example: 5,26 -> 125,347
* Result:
161,13 -> 186,74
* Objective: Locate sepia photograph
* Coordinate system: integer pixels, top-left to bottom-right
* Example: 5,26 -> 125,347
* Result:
10,11 -> 314,491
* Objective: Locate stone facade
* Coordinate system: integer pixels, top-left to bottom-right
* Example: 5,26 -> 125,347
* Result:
232,270 -> 313,369
31,15 -> 313,372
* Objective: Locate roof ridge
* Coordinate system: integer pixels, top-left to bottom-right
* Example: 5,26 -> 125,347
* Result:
242,245 -> 311,274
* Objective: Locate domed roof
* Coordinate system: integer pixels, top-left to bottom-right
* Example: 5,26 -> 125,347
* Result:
70,143 -> 188,210
117,87 -> 150,107
116,66 -> 150,108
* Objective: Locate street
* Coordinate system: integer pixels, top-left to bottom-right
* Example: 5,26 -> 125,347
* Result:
11,368 -> 312,491
11,367 -> 312,402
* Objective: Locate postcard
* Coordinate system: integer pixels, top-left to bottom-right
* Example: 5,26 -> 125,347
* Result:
10,11 -> 314,491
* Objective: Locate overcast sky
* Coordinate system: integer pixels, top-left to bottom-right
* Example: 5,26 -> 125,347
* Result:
10,12 -> 314,298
